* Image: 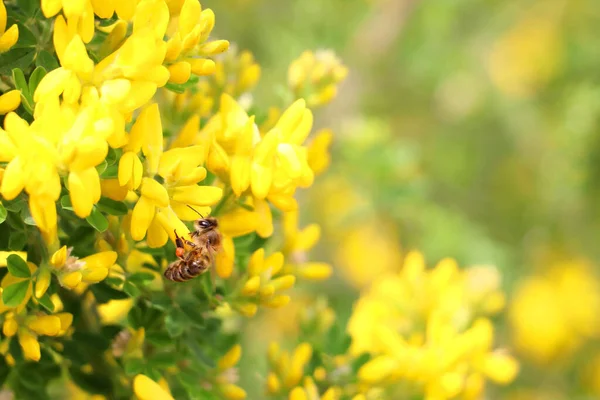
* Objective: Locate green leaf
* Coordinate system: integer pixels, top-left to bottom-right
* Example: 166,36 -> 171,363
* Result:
3,198 -> 24,212
7,254 -> 31,278
60,195 -> 73,211
0,357 -> 10,388
123,280 -> 141,297
164,82 -> 187,94
351,352 -> 371,373
28,66 -> 47,96
86,207 -> 109,232
104,277 -> 124,287
165,308 -> 188,337
8,231 -> 27,251
100,164 -> 119,178
20,205 -> 36,225
0,49 -> 35,75
180,303 -> 205,327
9,21 -> 36,49
149,352 -> 178,369
90,282 -> 129,303
128,272 -> 155,284
2,280 -> 30,307
68,367 -> 112,396
35,50 -> 59,71
37,293 -> 55,313
12,68 -> 33,114
124,358 -> 145,376
12,68 -> 28,95
145,331 -> 171,347
96,197 -> 128,216
0,203 -> 7,224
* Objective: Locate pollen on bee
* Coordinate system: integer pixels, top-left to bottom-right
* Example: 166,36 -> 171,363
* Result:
176,248 -> 185,258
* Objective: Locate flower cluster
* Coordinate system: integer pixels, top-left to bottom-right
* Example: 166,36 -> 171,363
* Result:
0,0 -> 346,398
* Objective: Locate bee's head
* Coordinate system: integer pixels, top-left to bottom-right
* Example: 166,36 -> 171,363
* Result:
195,217 -> 218,231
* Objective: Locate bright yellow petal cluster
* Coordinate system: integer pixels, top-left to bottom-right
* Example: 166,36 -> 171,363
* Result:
288,50 -> 348,108
164,0 -> 229,83
0,2 -> 19,53
347,251 -> 518,399
48,246 -> 117,290
234,248 -> 293,317
2,310 -> 73,361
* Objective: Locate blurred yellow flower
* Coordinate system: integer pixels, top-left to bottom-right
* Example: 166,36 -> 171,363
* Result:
509,260 -> 600,363
133,374 -> 174,400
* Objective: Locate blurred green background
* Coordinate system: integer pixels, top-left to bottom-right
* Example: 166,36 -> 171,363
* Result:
208,0 -> 600,398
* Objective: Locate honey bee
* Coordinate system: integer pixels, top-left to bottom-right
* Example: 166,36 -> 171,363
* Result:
163,207 -> 222,282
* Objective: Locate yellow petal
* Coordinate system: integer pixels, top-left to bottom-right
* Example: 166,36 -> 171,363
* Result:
141,177 -> 169,208
358,356 -> 398,384
0,25 -> 19,53
178,0 -> 201,37
170,185 -> 222,206
270,275 -> 295,292
189,58 -> 215,75
68,170 -> 94,218
100,179 -> 128,201
289,387 -> 307,400
0,90 -> 21,114
118,151 -> 143,190
247,248 -> 264,277
221,384 -> 246,400
241,276 -> 260,296
254,198 -> 273,238
147,216 -> 169,248
250,163 -> 272,200
218,344 -> 242,370
26,315 -> 61,336
35,266 -> 51,298
131,197 -> 156,241
61,271 -> 83,288
0,156 -> 25,200
133,374 -> 174,400
18,330 -> 40,361
262,294 -> 290,308
297,263 -> 332,281
29,195 -> 58,235
483,352 -> 519,384
2,318 -> 17,337
219,207 -> 258,238
0,252 -> 26,267
167,61 -> 191,84
215,234 -> 234,279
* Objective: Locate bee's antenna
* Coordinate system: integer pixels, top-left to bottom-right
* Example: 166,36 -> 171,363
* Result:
187,204 -> 205,218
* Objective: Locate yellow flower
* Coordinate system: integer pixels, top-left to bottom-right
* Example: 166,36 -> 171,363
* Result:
3,311 -> 73,362
265,342 -> 315,396
49,246 -> 117,289
133,374 -> 174,400
288,50 -> 348,108
0,2 -> 18,53
125,105 -> 222,247
509,259 -> 600,363
348,250 -> 518,398
234,248 -> 294,315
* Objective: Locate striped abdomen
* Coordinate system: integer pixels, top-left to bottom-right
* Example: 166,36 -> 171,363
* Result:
164,248 -> 213,282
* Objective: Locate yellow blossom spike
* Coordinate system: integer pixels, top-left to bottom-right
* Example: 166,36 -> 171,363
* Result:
218,344 -> 242,370
133,374 -> 174,400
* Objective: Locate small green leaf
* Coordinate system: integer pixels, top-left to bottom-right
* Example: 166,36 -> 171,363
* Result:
128,272 -> 155,285
60,195 -> 73,211
12,68 -> 28,95
90,282 -> 129,303
86,207 -> 109,232
28,66 -> 47,96
20,206 -> 36,226
164,82 -> 187,94
123,280 -> 141,297
104,277 -> 124,287
100,164 -> 119,178
37,293 -> 55,313
2,280 -> 30,307
7,254 -> 31,278
0,357 -> 10,388
0,49 -> 36,75
8,231 -> 27,251
165,308 -> 187,337
96,197 -> 128,216
3,198 -> 24,212
351,352 -> 371,373
145,331 -> 171,346
68,367 -> 112,396
0,203 -> 7,224
35,50 -> 59,71
9,21 -> 36,48
148,352 -> 178,368
124,358 -> 145,376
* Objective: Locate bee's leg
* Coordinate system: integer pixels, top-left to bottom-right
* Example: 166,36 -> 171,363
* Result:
174,230 -> 188,260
